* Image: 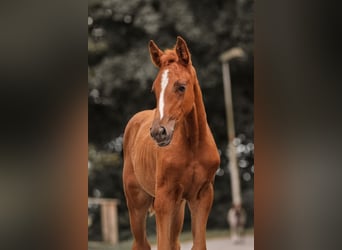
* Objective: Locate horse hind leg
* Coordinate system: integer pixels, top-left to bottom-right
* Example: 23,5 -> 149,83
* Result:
123,169 -> 152,250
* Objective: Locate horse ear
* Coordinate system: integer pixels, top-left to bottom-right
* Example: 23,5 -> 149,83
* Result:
175,36 -> 191,65
149,40 -> 163,68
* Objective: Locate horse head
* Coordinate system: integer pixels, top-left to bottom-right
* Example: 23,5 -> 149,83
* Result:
149,36 -> 197,147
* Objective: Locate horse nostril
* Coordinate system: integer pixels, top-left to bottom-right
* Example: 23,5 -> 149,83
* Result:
150,128 -> 157,138
159,126 -> 167,136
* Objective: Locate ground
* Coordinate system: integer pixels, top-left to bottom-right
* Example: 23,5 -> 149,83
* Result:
152,235 -> 254,250
88,230 -> 254,250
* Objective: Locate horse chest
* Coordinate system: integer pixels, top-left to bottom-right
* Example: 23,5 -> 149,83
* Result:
155,148 -> 219,198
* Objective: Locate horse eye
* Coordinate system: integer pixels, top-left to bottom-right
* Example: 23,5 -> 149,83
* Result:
177,85 -> 186,93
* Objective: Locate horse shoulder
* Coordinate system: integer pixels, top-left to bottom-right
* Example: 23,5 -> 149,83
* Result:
124,109 -> 158,196
197,134 -> 220,177
125,110 -> 155,132
124,109 -> 154,142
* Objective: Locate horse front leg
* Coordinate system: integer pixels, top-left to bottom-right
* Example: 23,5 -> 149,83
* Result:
154,186 -> 184,250
170,200 -> 186,250
123,170 -> 153,250
188,182 -> 214,250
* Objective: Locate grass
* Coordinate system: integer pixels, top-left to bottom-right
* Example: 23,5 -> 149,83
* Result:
88,228 -> 254,250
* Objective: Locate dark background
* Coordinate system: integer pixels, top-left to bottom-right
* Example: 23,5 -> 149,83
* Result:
1,0 -> 342,250
88,0 -> 254,241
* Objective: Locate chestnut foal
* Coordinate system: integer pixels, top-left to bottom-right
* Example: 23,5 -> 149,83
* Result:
123,36 -> 220,250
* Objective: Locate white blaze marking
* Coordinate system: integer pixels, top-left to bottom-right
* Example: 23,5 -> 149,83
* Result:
159,69 -> 169,119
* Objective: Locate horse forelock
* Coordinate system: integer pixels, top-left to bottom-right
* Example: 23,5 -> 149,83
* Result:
160,50 -> 178,67
151,50 -> 176,91
152,49 -> 190,91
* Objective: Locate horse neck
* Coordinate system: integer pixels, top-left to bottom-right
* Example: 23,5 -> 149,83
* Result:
183,78 -> 208,149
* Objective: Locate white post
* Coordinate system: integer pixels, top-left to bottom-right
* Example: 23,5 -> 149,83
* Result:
221,62 -> 241,206
88,198 -> 120,245
220,48 -> 247,242
101,200 -> 119,245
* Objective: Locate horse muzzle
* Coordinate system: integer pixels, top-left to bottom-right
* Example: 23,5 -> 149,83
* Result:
150,120 -> 175,147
